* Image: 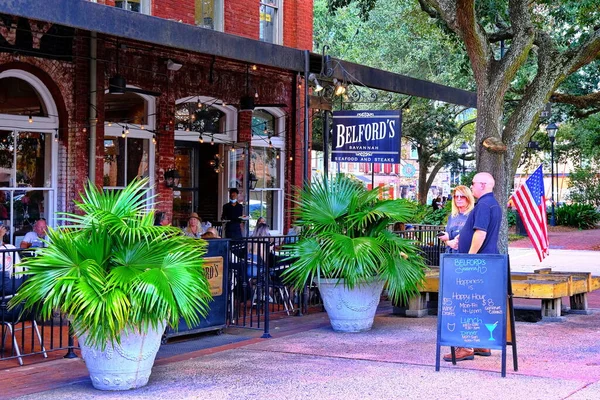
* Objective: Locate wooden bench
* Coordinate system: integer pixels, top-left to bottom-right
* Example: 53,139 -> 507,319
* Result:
394,268 -> 600,321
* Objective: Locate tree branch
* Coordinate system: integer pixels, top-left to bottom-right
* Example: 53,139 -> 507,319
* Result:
488,29 -> 514,43
551,92 -> 600,109
490,0 -> 535,93
459,118 -> 476,131
564,27 -> 600,75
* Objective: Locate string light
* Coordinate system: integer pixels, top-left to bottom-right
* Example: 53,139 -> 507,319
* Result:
251,64 -> 257,71
107,121 -> 112,127
199,134 -> 204,143
289,156 -> 293,161
230,147 -> 235,152
152,134 -> 156,144
269,140 -> 273,148
83,127 -> 87,133
125,125 -> 129,134
54,128 -> 58,142
211,136 -> 214,145
121,128 -> 126,138
28,114 -> 33,123
197,101 -> 202,108
141,118 -> 145,130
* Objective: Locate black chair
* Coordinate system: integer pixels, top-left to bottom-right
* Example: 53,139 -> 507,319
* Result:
1,273 -> 47,365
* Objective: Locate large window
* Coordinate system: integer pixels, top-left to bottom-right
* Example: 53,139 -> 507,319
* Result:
0,130 -> 54,243
195,0 -> 223,31
259,1 -> 280,44
249,147 -> 282,232
0,70 -> 58,244
115,0 -> 151,14
103,137 -> 150,188
104,92 -> 155,191
249,109 -> 285,233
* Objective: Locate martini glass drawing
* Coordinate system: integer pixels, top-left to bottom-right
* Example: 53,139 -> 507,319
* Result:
485,321 -> 498,341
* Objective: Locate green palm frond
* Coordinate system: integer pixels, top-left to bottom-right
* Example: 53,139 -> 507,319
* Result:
9,177 -> 212,349
283,174 -> 426,303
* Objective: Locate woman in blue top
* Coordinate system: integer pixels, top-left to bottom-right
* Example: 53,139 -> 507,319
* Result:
438,185 -> 475,253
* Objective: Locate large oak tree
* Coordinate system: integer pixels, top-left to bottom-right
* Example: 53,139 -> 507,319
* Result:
330,0 -> 600,250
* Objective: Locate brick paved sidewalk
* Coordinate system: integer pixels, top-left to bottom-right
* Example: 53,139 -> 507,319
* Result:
510,226 -> 600,251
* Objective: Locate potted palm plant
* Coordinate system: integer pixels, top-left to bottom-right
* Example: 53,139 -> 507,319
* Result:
283,174 -> 427,332
10,178 -> 212,390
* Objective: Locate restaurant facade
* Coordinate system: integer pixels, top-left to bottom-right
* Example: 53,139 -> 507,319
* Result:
0,0 -> 313,239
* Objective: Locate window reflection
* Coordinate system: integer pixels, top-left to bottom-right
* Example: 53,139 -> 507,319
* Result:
103,137 -> 149,188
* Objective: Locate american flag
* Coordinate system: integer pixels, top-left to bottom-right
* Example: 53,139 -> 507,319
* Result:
511,164 -> 549,262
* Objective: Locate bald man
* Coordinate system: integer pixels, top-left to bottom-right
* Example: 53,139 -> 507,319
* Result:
444,172 -> 502,362
457,172 -> 502,254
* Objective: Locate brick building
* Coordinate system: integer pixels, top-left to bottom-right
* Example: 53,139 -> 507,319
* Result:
0,0 -> 313,239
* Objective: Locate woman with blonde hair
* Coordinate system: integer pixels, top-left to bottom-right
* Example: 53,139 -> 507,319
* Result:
438,185 -> 475,253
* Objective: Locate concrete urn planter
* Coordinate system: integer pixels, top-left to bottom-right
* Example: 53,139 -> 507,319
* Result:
78,321 -> 166,391
318,278 -> 385,332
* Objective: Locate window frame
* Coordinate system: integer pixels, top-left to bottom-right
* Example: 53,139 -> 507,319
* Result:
195,0 -> 224,31
115,0 -> 151,15
103,89 -> 156,193
259,0 -> 283,45
0,69 -> 59,241
250,107 -> 285,234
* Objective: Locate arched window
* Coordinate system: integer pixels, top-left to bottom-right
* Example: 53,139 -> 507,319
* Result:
250,108 -> 285,233
103,91 -> 155,191
0,70 -> 59,245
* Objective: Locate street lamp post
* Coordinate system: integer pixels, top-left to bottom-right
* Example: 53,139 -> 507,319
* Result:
546,122 -> 558,226
459,141 -> 469,177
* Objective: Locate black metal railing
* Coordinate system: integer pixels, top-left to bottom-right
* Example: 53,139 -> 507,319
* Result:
0,247 -> 76,366
394,225 -> 446,267
227,235 -> 322,336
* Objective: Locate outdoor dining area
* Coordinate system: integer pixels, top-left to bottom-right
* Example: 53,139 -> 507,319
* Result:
0,225 -> 445,367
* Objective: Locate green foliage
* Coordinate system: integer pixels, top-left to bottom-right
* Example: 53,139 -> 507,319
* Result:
555,203 -> 600,230
410,201 -> 449,226
567,165 -> 600,208
282,174 -> 427,304
10,179 -> 212,349
506,209 -> 517,227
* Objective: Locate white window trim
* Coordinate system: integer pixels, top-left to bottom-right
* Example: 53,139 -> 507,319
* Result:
251,107 -> 285,234
103,88 -> 156,193
260,0 -> 283,45
174,96 -> 237,144
116,0 -> 151,15
0,69 -> 59,230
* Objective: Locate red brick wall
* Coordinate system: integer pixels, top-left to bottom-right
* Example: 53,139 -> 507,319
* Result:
153,0 -> 195,24
283,0 -> 313,51
225,0 -> 260,39
98,0 -> 313,49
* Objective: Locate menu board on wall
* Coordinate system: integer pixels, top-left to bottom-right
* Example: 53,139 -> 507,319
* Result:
436,254 -> 508,349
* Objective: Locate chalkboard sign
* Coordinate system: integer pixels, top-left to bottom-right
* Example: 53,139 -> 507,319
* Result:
436,254 -> 508,349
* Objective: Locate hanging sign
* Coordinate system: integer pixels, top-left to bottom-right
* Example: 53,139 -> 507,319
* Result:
332,110 -> 401,164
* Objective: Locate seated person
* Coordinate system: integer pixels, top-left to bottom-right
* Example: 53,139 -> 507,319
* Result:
154,211 -> 170,226
0,224 -> 20,278
20,218 -> 48,249
182,213 -> 205,238
201,227 -> 221,239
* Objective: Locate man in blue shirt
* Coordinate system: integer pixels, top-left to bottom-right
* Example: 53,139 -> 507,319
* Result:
457,172 -> 502,254
444,172 -> 502,362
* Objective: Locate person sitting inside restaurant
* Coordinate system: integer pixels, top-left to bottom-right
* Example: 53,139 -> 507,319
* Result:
201,227 -> 221,239
183,213 -> 204,238
153,211 -> 170,226
20,218 -> 48,249
0,224 -> 20,278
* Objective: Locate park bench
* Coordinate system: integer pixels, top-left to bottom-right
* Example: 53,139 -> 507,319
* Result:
394,267 -> 600,321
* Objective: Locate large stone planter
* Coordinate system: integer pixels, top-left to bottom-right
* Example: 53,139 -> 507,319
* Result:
78,322 -> 166,391
318,278 -> 385,332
